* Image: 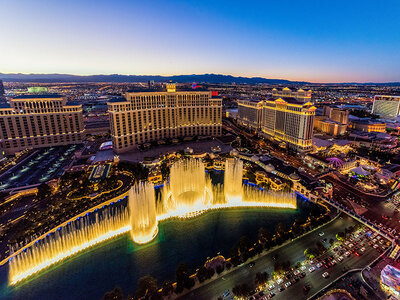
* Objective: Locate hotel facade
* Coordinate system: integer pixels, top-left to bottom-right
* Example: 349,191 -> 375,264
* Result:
0,94 -> 84,155
236,99 -> 263,130
108,84 -> 222,153
372,95 -> 400,119
237,97 -> 316,152
272,87 -> 312,103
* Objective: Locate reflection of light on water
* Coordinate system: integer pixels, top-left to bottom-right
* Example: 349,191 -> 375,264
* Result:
9,158 -> 296,285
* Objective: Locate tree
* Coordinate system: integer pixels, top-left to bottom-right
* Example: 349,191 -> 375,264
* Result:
135,276 -> 158,299
329,238 -> 335,247
216,264 -> 225,274
176,263 -> 189,286
232,283 -> 251,297
197,266 -> 210,283
36,183 -> 52,199
161,281 -> 174,297
103,287 -> 123,300
238,236 -> 250,255
255,271 -> 269,285
276,222 -> 286,237
336,232 -> 345,241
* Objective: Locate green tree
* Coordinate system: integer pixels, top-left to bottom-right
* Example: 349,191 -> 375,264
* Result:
135,276 -> 158,299
103,287 -> 123,300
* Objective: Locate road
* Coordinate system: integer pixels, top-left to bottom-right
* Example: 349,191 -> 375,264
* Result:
179,215 -> 382,300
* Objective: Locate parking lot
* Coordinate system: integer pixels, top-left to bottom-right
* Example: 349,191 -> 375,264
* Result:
0,144 -> 81,190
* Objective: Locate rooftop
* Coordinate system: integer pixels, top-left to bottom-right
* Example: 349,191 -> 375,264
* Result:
12,94 -> 63,99
126,87 -> 210,93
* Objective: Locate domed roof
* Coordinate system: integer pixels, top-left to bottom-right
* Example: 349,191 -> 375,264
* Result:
265,164 -> 275,172
289,172 -> 300,181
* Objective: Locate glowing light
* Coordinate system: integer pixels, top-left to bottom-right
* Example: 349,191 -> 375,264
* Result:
9,158 -> 297,285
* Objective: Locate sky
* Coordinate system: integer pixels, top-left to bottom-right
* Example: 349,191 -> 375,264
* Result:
1,0 -> 400,83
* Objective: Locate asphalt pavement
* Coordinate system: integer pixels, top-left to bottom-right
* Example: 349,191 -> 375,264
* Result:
179,214 -> 382,300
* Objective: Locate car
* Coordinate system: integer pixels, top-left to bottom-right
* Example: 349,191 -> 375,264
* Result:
319,232 -> 325,237
345,251 -> 350,257
300,272 -> 306,278
322,272 -> 329,278
337,256 -> 344,262
300,266 -> 307,271
223,290 -> 230,298
268,284 -> 275,291
316,262 -> 323,268
309,267 -> 315,273
332,259 -> 337,265
285,282 -> 292,288
303,284 -> 310,293
269,291 -> 275,298
360,247 -> 366,253
294,270 -> 300,276
373,244 -> 379,249
348,243 -> 354,248
248,262 -> 255,267
380,240 -> 385,245
277,278 -> 284,285
278,286 -> 285,292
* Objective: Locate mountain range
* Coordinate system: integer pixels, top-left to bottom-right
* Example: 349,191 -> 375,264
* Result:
0,73 -> 399,85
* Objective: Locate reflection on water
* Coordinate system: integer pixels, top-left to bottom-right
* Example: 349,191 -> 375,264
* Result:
0,201 -> 322,300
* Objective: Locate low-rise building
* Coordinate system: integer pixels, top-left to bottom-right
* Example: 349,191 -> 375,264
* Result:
350,119 -> 386,133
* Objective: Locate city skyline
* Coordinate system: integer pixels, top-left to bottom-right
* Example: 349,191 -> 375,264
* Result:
1,0 -> 399,83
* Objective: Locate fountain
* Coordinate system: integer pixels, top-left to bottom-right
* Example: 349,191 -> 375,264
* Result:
8,157 -> 297,285
129,182 -> 158,244
224,158 -> 243,204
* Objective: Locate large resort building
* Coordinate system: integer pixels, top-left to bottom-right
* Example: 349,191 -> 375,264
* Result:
0,94 -> 84,155
237,95 -> 316,152
272,87 -> 312,103
372,95 -> 400,119
108,84 -> 222,153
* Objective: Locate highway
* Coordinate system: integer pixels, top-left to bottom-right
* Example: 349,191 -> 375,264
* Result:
179,215 -> 383,300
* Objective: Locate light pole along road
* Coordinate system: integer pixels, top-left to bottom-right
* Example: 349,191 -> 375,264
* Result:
178,214 -> 383,300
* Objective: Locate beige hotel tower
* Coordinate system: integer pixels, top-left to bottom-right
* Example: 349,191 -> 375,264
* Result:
108,84 -> 222,153
0,94 -> 84,155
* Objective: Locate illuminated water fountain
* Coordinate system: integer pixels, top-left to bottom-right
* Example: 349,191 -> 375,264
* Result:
129,182 -> 158,244
8,206 -> 130,285
8,157 -> 297,285
224,158 -> 243,204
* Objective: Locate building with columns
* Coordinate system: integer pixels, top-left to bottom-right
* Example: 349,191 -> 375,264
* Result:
0,94 -> 84,155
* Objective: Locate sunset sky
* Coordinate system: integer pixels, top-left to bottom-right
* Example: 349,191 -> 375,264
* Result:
1,0 -> 399,82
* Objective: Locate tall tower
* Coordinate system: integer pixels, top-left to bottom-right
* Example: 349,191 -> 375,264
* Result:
0,80 -> 5,103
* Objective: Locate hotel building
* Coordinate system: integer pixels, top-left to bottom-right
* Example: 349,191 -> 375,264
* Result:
0,94 -> 84,155
236,97 -> 316,152
272,87 -> 312,103
108,84 -> 222,153
261,98 -> 316,152
314,105 -> 349,136
237,99 -> 263,130
372,95 -> 400,119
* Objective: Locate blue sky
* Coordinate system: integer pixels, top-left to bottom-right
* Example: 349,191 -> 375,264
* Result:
1,0 -> 399,82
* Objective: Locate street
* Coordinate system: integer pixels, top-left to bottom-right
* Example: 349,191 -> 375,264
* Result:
179,214 -> 383,300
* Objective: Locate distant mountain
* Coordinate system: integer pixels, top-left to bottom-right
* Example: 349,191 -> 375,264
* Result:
0,73 -> 308,84
0,73 -> 399,85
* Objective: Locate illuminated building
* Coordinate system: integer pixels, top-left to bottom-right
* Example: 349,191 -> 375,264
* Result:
372,95 -> 400,119
237,99 -> 263,130
380,264 -> 400,299
0,94 -> 84,155
0,80 -> 5,103
108,83 -> 222,153
261,98 -> 316,152
272,87 -> 312,103
350,119 -> 386,133
314,118 -> 347,136
323,106 -> 349,124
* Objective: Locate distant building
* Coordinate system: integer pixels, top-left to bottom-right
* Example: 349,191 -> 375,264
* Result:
372,95 -> 400,119
350,118 -> 386,133
323,106 -> 349,124
237,99 -> 263,130
108,83 -> 222,153
380,264 -> 400,299
314,105 -> 349,136
0,94 -> 84,155
260,97 -> 316,152
272,87 -> 312,103
0,80 -> 5,103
